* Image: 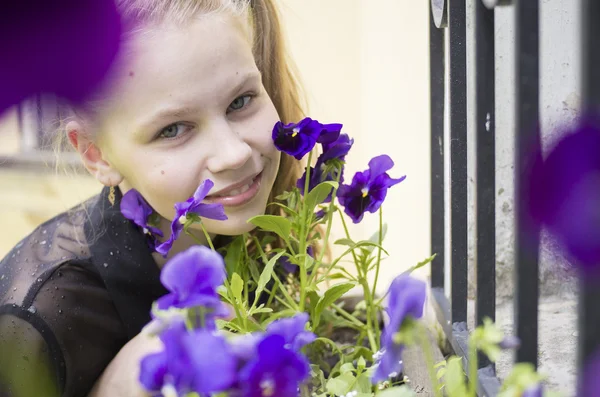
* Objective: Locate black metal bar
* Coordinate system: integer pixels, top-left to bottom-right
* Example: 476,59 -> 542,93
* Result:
474,0 -> 496,370
430,0 -> 446,290
449,0 -> 468,324
513,0 -> 540,368
578,0 -> 600,385
431,288 -> 501,396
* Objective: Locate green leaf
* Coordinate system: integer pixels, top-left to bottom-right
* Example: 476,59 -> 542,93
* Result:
402,254 -> 437,276
326,372 -> 355,396
355,373 -> 372,393
366,223 -> 388,252
305,181 -> 338,215
253,251 -> 286,307
247,215 -> 292,243
376,386 -> 417,397
340,362 -> 355,374
223,236 -> 244,275
230,272 -> 244,305
334,239 -> 390,256
445,356 -> 468,397
357,356 -> 366,371
313,282 -> 356,328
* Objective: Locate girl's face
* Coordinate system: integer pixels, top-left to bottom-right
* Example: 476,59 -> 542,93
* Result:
95,15 -> 281,237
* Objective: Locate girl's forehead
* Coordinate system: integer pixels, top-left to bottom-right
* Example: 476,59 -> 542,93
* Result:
98,14 -> 258,131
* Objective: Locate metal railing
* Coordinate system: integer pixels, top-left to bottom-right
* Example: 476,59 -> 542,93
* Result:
429,0 -> 600,395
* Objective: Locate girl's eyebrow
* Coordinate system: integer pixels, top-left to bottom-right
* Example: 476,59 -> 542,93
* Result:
134,70 -> 261,135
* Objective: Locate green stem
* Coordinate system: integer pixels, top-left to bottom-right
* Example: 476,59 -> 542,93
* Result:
468,336 -> 479,397
338,210 -> 378,353
298,151 -> 313,312
330,302 -> 366,328
371,207 -> 384,345
417,322 -> 442,397
198,222 -> 215,251
309,168 -> 342,286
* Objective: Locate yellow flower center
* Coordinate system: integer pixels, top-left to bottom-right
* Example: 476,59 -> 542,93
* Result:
178,215 -> 187,225
261,379 -> 275,397
291,127 -> 300,138
361,187 -> 369,198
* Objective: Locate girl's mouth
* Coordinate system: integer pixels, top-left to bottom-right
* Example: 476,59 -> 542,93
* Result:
204,172 -> 263,207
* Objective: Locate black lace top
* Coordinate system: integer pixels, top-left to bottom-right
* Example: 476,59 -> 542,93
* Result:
0,186 -> 169,397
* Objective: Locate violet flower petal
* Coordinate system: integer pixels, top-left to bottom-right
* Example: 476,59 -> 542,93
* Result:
266,313 -> 315,351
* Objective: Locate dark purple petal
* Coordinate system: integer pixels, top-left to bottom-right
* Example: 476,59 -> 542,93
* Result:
338,156 -> 405,224
266,313 -> 315,351
0,2 -> 121,112
239,334 -> 310,397
498,335 -> 521,350
321,133 -> 354,163
367,155 -> 395,183
316,123 -> 343,144
272,118 -> 323,160
529,117 -> 600,272
193,203 -> 228,221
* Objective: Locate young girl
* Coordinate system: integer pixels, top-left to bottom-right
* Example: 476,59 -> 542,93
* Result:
0,0 -> 307,395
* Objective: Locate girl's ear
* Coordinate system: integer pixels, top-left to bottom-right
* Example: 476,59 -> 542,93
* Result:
65,120 -> 124,187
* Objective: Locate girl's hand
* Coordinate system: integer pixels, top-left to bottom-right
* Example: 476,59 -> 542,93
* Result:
87,332 -> 162,397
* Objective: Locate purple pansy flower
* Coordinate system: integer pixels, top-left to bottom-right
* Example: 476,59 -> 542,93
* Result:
338,155 -> 406,224
120,189 -> 164,250
265,313 -> 316,351
156,179 -> 227,257
372,274 -> 426,383
529,117 -> 600,273
279,247 -> 314,275
139,321 -> 237,395
239,334 -> 311,397
272,117 -> 342,160
156,246 -> 229,326
297,133 -> 354,198
1,2 -> 121,113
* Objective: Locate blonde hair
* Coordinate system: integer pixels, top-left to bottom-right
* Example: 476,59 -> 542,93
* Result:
56,0 -> 322,252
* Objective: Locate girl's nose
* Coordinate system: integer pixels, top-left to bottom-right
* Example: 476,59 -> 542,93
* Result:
205,122 -> 253,173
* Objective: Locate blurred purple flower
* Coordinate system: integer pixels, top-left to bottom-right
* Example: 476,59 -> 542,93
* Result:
139,321 -> 237,395
522,384 -> 543,397
265,313 -> 315,351
278,247 -> 314,275
156,179 -> 227,257
529,117 -> 600,272
120,189 -> 163,251
239,334 -> 311,397
579,349 -> 600,397
156,246 -> 229,326
297,133 -> 354,199
272,117 -> 342,160
372,274 -> 426,383
0,2 -> 121,113
338,155 -> 406,224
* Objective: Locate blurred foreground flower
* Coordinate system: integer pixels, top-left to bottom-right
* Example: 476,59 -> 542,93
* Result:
139,321 -> 237,396
156,245 -> 229,327
529,117 -> 600,272
372,274 -> 426,383
0,1 -> 121,113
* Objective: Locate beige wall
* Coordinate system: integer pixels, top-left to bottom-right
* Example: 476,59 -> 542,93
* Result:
281,1 -> 430,291
0,2 -> 431,291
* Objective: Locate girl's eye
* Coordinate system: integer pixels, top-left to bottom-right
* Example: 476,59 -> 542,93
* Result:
157,123 -> 188,140
227,95 -> 252,113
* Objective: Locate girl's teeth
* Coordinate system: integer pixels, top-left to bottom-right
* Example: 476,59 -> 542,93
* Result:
216,182 -> 252,197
